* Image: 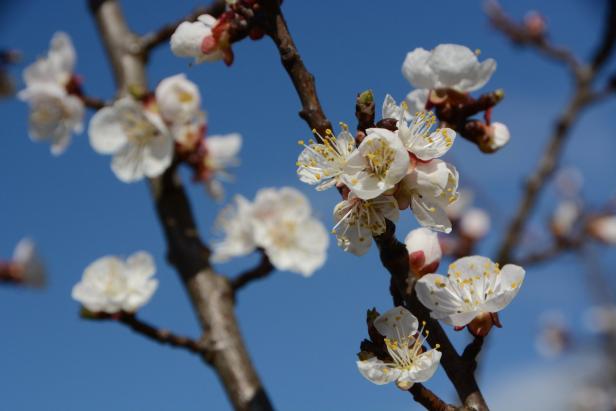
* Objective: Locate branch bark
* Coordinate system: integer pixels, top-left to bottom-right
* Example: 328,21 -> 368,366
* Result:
231,251 -> 274,294
88,2 -> 274,410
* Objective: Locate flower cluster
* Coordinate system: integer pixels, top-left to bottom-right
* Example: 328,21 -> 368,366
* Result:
71,251 -> 158,314
402,44 -> 509,152
212,187 -> 329,276
297,99 -> 459,256
18,32 -> 84,155
89,74 -> 241,197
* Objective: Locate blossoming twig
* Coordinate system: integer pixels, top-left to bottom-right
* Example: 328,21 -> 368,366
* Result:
230,251 -> 274,293
140,0 -> 227,54
492,0 -> 616,264
118,314 -> 212,358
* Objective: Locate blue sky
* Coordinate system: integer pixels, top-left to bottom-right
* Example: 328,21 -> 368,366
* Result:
1,0 -> 615,410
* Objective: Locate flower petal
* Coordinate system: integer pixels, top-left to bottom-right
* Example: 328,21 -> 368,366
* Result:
374,306 -> 419,341
357,357 -> 400,385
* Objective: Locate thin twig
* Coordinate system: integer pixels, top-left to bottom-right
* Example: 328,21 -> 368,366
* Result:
140,0 -> 227,54
118,314 -> 210,358
81,95 -> 107,110
231,251 -> 274,293
409,384 -> 457,411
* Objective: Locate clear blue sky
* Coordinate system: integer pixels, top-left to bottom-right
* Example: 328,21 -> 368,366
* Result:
1,1 -> 615,410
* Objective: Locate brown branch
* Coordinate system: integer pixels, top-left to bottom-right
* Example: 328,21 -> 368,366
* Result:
261,0 -> 332,136
140,0 -> 227,54
409,384 -> 457,411
81,95 -> 107,110
374,222 -> 489,411
491,0 -> 616,264
118,314 -> 210,357
485,0 -> 582,77
590,0 -> 616,71
88,2 -> 274,410
231,251 -> 274,293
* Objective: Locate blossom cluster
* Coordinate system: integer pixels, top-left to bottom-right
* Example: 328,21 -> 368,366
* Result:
212,187 -> 329,277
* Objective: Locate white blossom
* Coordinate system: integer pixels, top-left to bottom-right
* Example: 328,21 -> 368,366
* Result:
381,94 -> 412,123
395,159 -> 459,233
398,111 -> 456,161
89,97 -> 173,182
251,187 -> 328,276
155,74 -> 201,124
551,200 -> 580,237
341,128 -> 409,200
18,32 -> 83,155
402,44 -> 496,93
589,215 -> 616,244
201,133 -> 242,200
332,193 -> 399,256
404,227 -> 442,274
405,89 -> 430,114
212,194 -> 256,262
72,251 -> 158,314
460,208 -> 491,240
296,126 -> 357,191
213,187 -> 329,276
415,256 -> 525,327
357,306 -> 441,390
12,238 -> 46,287
170,14 -> 223,64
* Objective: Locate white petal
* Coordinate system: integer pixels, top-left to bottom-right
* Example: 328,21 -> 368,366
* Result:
411,194 -> 452,233
483,264 -> 525,312
88,102 -> 129,154
170,20 -> 210,58
155,73 -> 201,123
402,48 -> 434,89
141,132 -> 174,178
404,227 -> 442,266
48,32 -> 76,82
405,89 -> 429,114
460,208 -> 491,239
374,306 -> 419,340
382,94 -> 398,119
487,122 -> 510,151
415,274 -> 465,316
205,133 -> 242,169
406,349 -> 441,383
357,357 -> 400,385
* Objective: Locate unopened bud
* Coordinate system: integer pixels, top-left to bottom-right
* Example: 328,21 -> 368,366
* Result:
551,200 -> 580,238
484,121 -> 510,152
588,215 -> 616,245
404,228 -> 442,276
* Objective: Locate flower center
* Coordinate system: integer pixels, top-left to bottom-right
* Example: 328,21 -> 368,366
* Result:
363,137 -> 395,179
268,220 -> 297,248
121,109 -> 160,146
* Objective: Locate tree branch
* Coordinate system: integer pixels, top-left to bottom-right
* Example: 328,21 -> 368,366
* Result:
409,384 -> 457,411
118,314 -> 210,357
261,0 -> 331,136
88,2 -> 274,410
231,251 -> 274,293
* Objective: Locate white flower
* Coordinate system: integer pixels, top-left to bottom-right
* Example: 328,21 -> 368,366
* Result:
551,200 -> 580,237
170,15 -> 223,64
296,126 -> 357,191
341,128 -> 409,200
155,74 -> 201,124
332,193 -> 399,256
415,256 -> 525,327
402,44 -> 496,93
404,228 -> 441,274
398,111 -> 456,161
251,187 -> 328,276
202,133 -> 242,200
12,238 -> 46,287
357,306 -> 441,390
89,97 -> 173,182
18,32 -> 83,155
405,89 -> 430,114
460,208 -> 491,240
589,215 -> 616,244
485,122 -> 510,151
396,159 -> 459,233
212,194 -> 256,262
72,251 -> 158,314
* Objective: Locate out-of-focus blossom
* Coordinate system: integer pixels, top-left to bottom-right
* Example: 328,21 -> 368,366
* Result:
12,238 -> 46,287
72,252 -> 158,314
484,122 -> 510,151
460,208 -> 491,240
416,256 -> 525,336
534,310 -> 570,359
18,32 -> 84,155
357,306 -> 441,390
155,73 -> 201,124
551,200 -> 580,238
332,193 -> 399,256
446,189 -> 474,221
404,227 -> 442,275
588,215 -> 616,245
583,305 -> 616,335
89,97 -> 173,182
212,187 -> 329,276
200,133 -> 242,201
402,44 -> 496,93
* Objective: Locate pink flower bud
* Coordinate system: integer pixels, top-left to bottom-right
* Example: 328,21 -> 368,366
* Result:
404,228 -> 442,275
